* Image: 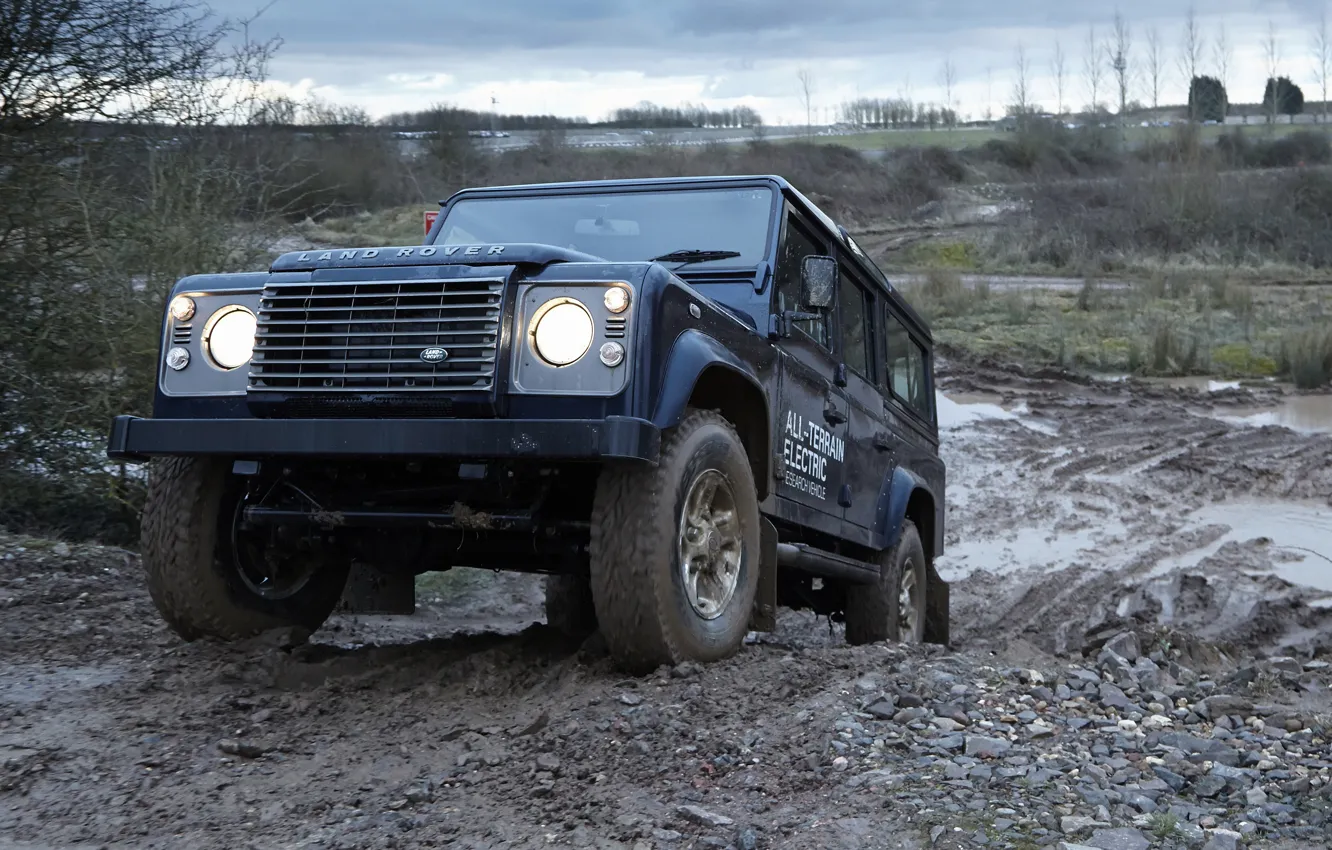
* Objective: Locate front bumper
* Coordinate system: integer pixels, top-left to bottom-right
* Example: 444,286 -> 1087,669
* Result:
106,415 -> 660,464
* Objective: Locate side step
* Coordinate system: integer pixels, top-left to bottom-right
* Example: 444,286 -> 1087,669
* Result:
776,543 -> 879,585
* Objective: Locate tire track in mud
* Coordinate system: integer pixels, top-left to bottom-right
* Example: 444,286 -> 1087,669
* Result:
937,378 -> 1332,660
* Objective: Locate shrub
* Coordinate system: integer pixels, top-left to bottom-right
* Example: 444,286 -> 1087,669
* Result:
1279,329 -> 1332,388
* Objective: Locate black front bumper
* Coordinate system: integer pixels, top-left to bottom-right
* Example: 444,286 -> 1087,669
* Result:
106,415 -> 660,463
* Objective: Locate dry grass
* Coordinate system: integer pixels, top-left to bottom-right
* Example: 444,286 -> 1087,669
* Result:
899,271 -> 1328,384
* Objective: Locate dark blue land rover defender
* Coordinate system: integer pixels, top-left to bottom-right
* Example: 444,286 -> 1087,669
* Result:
107,175 -> 948,672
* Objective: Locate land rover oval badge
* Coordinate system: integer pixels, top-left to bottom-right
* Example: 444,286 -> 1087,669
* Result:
420,347 -> 449,363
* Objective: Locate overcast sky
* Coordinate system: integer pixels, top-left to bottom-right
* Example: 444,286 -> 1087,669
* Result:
215,1 -> 1329,123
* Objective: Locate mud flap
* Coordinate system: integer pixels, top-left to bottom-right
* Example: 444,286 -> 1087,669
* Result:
750,517 -> 778,632
923,561 -> 950,646
338,562 -> 416,615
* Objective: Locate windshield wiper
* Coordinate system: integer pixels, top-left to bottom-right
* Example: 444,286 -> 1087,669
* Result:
650,249 -> 743,266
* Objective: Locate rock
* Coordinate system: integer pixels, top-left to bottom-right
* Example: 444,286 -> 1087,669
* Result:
1131,658 -> 1161,691
404,786 -> 433,804
1061,815 -> 1109,834
964,736 -> 1012,759
735,827 -> 758,850
1060,845 -> 1100,850
1085,828 -> 1150,850
619,693 -> 643,706
1266,656 -> 1302,675
865,699 -> 896,719
1098,684 -> 1135,713
854,676 -> 880,694
846,769 -> 902,789
1201,829 -> 1242,850
831,756 -> 848,771
536,753 -> 560,773
676,805 -> 734,829
1244,787 -> 1267,806
1098,650 -> 1136,682
217,740 -> 268,759
896,693 -> 925,708
1103,631 -> 1141,662
1198,695 -> 1253,720
893,707 -> 931,724
1191,775 -> 1228,798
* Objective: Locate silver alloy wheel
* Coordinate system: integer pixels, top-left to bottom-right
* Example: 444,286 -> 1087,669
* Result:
677,469 -> 743,620
899,556 -> 920,641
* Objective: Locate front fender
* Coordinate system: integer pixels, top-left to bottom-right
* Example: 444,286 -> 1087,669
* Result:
650,329 -> 765,430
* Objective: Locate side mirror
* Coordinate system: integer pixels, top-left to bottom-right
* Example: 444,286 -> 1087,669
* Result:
800,255 -> 837,310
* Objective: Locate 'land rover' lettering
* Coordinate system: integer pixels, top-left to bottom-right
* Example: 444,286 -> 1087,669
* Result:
290,246 -> 497,263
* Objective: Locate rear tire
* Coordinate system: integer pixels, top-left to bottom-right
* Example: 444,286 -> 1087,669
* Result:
589,410 -> 760,673
140,457 -> 351,641
544,573 -> 598,638
844,520 -> 927,645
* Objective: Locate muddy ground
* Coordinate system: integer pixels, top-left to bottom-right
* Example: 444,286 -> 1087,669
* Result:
3,363 -> 1331,850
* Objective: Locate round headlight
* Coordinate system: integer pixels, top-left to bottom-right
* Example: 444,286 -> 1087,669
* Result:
603,286 -> 630,314
205,307 -> 257,370
531,300 -> 594,366
169,295 -> 196,322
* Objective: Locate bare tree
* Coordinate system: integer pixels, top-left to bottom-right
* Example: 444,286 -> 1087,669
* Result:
1316,9 -> 1331,124
1264,19 -> 1281,125
1180,4 -> 1202,120
1145,26 -> 1164,111
985,66 -> 994,121
1108,10 -> 1134,123
1053,40 -> 1068,117
1084,24 -> 1105,113
1214,22 -> 1233,123
940,57 -> 958,129
1012,42 -> 1033,117
796,68 -> 815,136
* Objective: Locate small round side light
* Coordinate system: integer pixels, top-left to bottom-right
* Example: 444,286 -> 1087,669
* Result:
599,341 -> 625,368
166,346 -> 191,371
603,286 -> 630,314
169,295 -> 196,322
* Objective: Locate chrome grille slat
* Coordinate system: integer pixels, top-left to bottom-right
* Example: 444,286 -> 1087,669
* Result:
249,277 -> 504,394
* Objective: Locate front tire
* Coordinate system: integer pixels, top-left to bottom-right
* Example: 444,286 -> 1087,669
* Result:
140,457 -> 351,641
589,410 -> 760,673
844,520 -> 928,645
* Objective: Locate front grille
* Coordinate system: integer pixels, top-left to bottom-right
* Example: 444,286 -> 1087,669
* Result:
249,277 -> 503,394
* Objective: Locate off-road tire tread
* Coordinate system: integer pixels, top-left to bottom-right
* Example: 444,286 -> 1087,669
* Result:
544,573 -> 598,638
141,456 -> 348,641
590,409 -> 757,673
844,520 -> 924,645
141,457 -> 285,640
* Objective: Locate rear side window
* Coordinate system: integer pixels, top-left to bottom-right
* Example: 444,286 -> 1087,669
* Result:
838,274 -> 872,379
884,313 -> 932,421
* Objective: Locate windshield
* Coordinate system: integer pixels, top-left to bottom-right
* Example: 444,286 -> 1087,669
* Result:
436,187 -> 776,267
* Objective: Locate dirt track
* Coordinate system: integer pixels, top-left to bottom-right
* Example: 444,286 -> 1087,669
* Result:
3,364 -> 1331,850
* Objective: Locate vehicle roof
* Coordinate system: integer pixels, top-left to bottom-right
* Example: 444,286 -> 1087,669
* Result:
441,174 -> 932,341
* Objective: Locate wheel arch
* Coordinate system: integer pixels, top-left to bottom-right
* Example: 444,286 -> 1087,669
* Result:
879,466 -> 942,562
651,331 -> 772,500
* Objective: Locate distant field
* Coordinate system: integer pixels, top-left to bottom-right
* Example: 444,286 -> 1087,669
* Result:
784,120 -> 1319,151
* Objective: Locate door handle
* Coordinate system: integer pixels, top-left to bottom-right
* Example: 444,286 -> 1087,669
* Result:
823,401 -> 847,425
873,433 -> 896,452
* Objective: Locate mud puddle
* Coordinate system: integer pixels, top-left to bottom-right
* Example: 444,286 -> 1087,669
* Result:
1149,500 -> 1332,594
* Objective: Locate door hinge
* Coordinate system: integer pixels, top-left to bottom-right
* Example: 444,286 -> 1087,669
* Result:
873,433 -> 895,453
838,484 -> 853,508
834,363 -> 848,388
823,401 -> 847,426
